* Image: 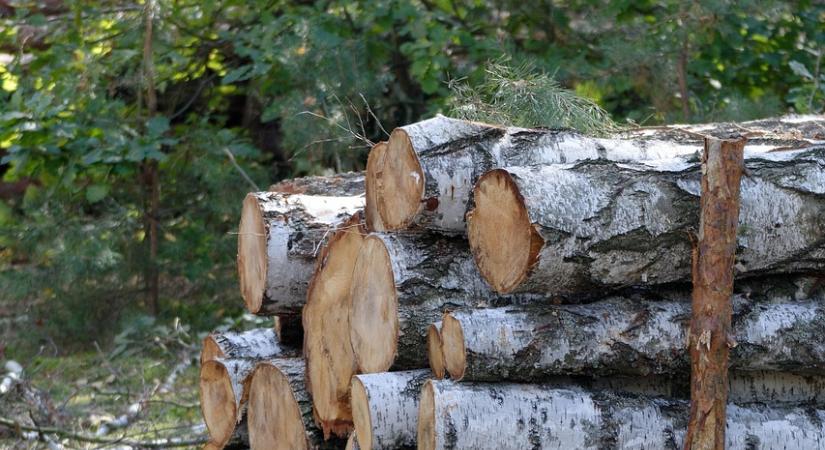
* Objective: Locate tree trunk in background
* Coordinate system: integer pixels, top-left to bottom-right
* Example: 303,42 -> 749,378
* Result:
142,0 -> 160,315
684,136 -> 745,450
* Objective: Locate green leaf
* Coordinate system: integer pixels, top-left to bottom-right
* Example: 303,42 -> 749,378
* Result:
85,184 -> 109,203
789,60 -> 813,80
222,66 -> 253,84
146,116 -> 170,137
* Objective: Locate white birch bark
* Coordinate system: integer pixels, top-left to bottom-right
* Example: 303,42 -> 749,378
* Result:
201,328 -> 292,365
441,294 -> 825,381
421,380 -> 825,450
351,370 -> 430,450
475,147 -> 825,296
238,191 -> 364,315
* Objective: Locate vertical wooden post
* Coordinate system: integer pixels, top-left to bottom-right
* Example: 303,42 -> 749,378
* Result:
684,135 -> 746,450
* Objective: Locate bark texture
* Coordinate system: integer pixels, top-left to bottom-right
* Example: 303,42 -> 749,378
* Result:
685,136 -> 745,450
247,358 -> 343,450
269,171 -> 365,196
201,328 -> 292,365
439,294 -> 825,381
468,147 -> 825,296
348,232 -> 533,372
199,358 -> 256,448
419,380 -> 825,450
238,191 -> 364,315
351,370 -> 430,450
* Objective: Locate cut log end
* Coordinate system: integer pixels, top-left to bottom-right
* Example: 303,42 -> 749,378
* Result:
441,313 -> 466,380
303,214 -> 365,438
350,377 -> 374,450
417,380 -> 436,450
427,324 -> 447,380
248,364 -> 308,450
372,128 -> 425,230
200,336 -> 224,365
238,193 -> 267,314
365,142 -> 387,232
468,169 -> 543,294
349,235 -> 398,373
199,361 -> 238,448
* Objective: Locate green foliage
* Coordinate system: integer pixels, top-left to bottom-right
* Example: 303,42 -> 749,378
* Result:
448,60 -> 617,134
0,0 -> 822,353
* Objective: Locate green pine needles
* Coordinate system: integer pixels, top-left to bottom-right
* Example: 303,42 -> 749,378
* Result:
448,61 -> 617,135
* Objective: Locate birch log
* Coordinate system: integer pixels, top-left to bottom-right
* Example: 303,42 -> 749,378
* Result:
247,358 -> 343,450
199,358 -> 256,448
427,323 -> 446,379
439,295 -> 825,381
350,370 -> 430,450
268,171 -> 364,196
201,328 -> 292,365
303,213 -> 367,438
238,191 -> 364,315
467,147 -> 825,295
348,232 -> 529,373
417,380 -> 825,450
346,434 -> 361,450
364,142 -> 387,232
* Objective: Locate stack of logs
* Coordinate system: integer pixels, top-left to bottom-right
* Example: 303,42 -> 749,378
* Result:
200,114 -> 825,449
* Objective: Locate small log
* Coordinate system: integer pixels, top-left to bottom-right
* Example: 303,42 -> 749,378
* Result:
247,358 -> 343,450
467,147 -> 825,295
350,370 -> 430,450
685,136 -> 745,449
238,191 -> 364,315
303,213 -> 367,438
199,358 -> 255,448
439,295 -> 825,381
200,328 -> 292,365
426,323 -> 446,380
348,233 -> 526,372
268,171 -> 364,196
417,380 -> 825,450
364,142 -> 387,232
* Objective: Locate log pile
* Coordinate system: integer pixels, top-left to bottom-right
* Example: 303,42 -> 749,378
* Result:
200,114 -> 825,449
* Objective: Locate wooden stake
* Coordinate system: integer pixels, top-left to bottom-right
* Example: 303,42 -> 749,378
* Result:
684,135 -> 746,450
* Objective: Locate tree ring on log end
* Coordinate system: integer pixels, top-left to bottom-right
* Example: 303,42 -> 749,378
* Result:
349,235 -> 399,373
199,361 -> 238,448
417,380 -> 436,450
248,364 -> 308,450
350,377 -> 374,450
467,169 -> 543,294
238,193 -> 268,314
303,214 -> 365,438
374,128 -> 425,230
427,324 -> 447,379
441,313 -> 467,380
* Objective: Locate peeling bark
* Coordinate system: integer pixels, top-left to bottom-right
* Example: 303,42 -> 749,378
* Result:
238,191 -> 364,315
685,136 -> 745,450
439,294 -> 825,381
468,147 -> 825,296
200,328 -> 293,365
418,380 -> 825,450
350,370 -> 430,450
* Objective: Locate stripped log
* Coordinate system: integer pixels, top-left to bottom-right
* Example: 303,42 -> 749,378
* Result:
467,147 -> 825,295
350,370 -> 430,450
269,171 -> 364,196
238,191 -> 364,315
201,328 -> 292,365
199,358 -> 255,448
417,380 -> 825,450
348,233 -> 528,372
439,295 -> 825,381
303,213 -> 367,438
426,323 -> 446,379
247,358 -> 343,450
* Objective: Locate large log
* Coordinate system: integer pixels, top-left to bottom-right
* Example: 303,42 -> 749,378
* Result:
199,358 -> 255,448
417,380 -> 825,450
350,370 -> 430,450
371,115 -> 823,234
247,358 -> 343,450
348,232 -> 528,373
303,213 -> 367,438
238,191 -> 364,315
467,147 -> 825,295
439,294 -> 825,381
200,328 -> 293,365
